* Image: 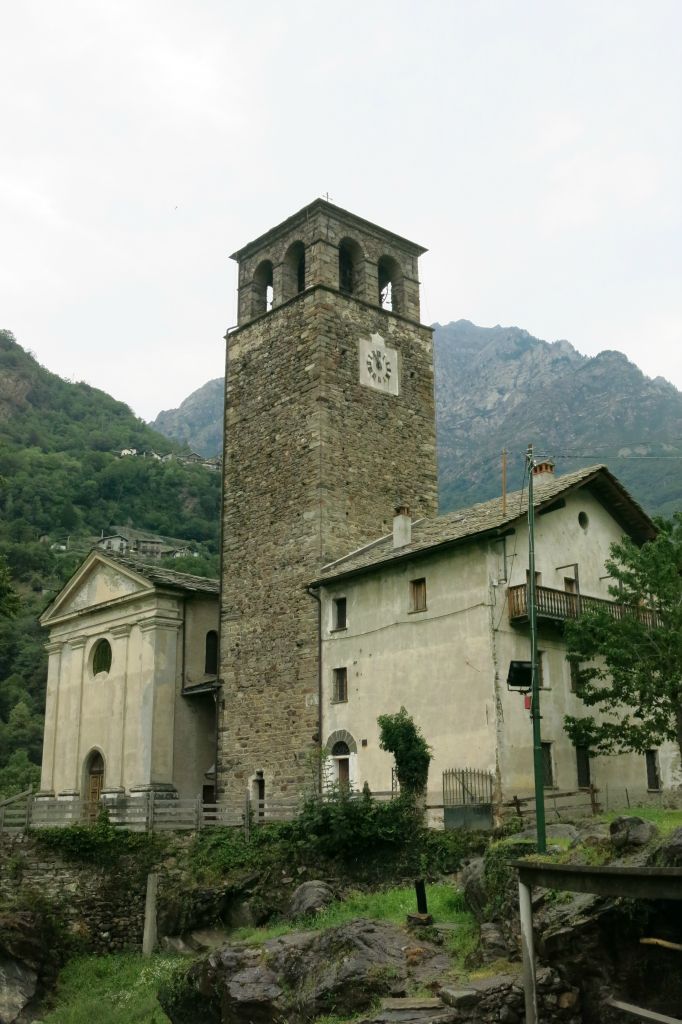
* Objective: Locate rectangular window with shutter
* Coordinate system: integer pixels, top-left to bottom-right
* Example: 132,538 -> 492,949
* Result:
410,578 -> 427,613
645,750 -> 660,790
332,667 -> 348,703
332,597 -> 347,630
576,745 -> 591,788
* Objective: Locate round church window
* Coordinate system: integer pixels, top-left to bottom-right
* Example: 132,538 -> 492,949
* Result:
92,639 -> 112,676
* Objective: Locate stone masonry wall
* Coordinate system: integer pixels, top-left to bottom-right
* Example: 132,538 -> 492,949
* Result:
219,284 -> 438,804
0,833 -> 148,953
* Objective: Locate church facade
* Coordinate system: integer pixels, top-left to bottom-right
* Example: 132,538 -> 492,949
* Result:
39,552 -> 218,803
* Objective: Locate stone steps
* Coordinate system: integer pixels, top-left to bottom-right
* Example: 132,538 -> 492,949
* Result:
355,996 -> 458,1023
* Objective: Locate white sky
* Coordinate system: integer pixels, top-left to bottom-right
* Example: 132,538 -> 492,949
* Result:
2,1 -> 681,420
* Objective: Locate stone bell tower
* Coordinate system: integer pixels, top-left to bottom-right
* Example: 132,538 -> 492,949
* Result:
218,199 -> 438,803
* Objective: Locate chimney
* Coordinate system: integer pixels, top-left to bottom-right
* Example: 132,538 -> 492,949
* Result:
393,504 -> 412,549
532,459 -> 555,480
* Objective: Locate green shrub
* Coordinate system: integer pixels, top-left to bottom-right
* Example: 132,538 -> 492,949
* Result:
483,837 -> 537,919
293,788 -> 420,860
33,809 -> 165,869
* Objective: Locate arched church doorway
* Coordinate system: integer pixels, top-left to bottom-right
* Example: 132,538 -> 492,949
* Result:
84,750 -> 105,807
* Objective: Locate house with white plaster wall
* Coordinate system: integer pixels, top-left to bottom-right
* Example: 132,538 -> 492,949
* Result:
312,463 -> 679,812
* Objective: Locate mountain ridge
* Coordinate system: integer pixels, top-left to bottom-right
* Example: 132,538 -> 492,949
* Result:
149,320 -> 682,519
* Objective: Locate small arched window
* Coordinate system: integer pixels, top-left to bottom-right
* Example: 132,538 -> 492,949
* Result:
331,741 -> 350,757
252,259 -> 274,316
338,238 -> 363,296
377,255 -> 404,313
92,639 -> 112,676
283,240 -> 306,300
205,630 -> 218,675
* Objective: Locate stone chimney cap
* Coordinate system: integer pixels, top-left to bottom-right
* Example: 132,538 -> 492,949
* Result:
532,459 -> 555,476
393,505 -> 412,549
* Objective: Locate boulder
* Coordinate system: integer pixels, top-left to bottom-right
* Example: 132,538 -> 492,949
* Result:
655,825 -> 682,866
287,880 -> 335,919
570,822 -> 610,848
160,919 -> 449,1024
610,816 -> 659,850
516,824 -> 579,844
0,956 -> 37,1024
460,858 -> 486,921
479,921 -> 509,960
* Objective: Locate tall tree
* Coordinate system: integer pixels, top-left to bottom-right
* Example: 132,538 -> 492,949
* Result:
0,555 -> 19,619
564,512 -> 682,760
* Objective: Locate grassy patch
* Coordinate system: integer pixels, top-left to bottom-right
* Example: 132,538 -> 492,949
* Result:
40,954 -> 181,1024
598,805 -> 682,835
230,883 -> 469,944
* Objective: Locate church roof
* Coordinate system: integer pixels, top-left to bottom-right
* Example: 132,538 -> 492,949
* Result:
96,552 -> 219,594
312,464 -> 656,585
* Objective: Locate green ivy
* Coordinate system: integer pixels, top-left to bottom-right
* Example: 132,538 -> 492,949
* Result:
377,707 -> 431,797
33,809 -> 166,869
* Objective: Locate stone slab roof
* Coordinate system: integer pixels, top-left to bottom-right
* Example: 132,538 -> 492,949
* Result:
102,552 -> 219,595
312,464 -> 656,586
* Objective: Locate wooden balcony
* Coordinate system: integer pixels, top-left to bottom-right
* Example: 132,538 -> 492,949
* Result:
507,584 -> 657,627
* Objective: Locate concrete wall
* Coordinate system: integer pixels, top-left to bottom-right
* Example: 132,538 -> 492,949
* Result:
321,540 -> 497,804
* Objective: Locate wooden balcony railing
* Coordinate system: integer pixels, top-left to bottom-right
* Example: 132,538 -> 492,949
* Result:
507,584 -> 657,628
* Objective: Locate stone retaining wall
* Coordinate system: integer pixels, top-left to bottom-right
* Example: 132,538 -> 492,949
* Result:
0,833 -> 151,953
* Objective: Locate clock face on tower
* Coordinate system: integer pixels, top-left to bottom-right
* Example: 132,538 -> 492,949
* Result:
359,333 -> 400,396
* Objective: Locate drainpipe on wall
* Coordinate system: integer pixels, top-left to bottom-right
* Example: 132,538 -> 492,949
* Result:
306,585 -> 323,795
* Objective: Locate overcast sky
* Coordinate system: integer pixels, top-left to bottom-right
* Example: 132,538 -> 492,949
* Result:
2,1 -> 681,421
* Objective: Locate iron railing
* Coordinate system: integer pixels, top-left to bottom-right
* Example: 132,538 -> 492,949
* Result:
443,768 -> 493,807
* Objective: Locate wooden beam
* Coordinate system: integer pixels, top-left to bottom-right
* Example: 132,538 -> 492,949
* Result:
606,998 -> 682,1023
513,862 -> 682,901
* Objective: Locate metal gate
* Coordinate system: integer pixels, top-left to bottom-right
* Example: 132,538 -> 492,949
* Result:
442,767 -> 494,830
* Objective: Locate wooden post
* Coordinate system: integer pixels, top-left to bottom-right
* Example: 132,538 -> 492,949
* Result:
518,878 -> 538,1024
196,795 -> 203,831
142,873 -> 158,956
589,784 -> 600,816
147,790 -> 155,833
25,794 -> 33,829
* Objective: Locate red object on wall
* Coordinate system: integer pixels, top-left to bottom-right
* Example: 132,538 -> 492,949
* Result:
524,694 -> 532,711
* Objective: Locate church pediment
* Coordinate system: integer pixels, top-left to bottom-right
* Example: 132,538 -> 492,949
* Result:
41,554 -> 153,625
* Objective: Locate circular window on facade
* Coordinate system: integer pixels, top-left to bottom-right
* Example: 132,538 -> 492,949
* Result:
92,638 -> 112,676
578,511 -> 589,531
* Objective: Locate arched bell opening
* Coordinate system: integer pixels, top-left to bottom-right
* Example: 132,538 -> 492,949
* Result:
282,240 -> 306,301
252,259 -> 274,316
377,254 -> 404,314
338,237 -> 364,296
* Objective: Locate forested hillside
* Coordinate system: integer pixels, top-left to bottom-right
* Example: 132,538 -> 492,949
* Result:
0,330 -> 221,796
